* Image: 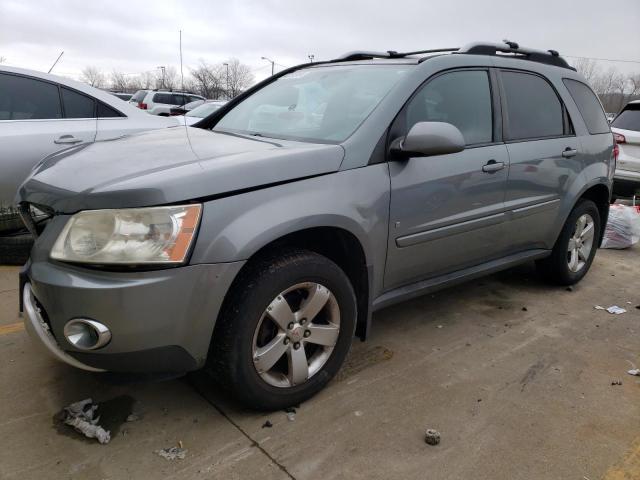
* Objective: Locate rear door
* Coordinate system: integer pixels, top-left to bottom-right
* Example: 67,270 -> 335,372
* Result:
385,69 -> 509,289
499,70 -> 578,252
0,73 -> 96,208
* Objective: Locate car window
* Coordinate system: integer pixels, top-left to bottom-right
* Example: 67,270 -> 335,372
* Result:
186,103 -> 222,118
562,79 -> 610,134
215,65 -> 409,143
153,93 -> 173,104
0,73 -> 62,120
501,71 -> 564,140
62,87 -> 95,118
171,94 -> 186,105
131,90 -> 148,102
611,105 -> 640,132
97,102 -> 124,118
406,70 -> 493,145
188,96 -> 200,103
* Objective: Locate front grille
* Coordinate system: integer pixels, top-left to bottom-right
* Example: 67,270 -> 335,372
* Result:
18,203 -> 52,238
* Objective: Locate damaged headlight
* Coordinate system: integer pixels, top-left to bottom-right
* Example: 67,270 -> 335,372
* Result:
51,204 -> 202,265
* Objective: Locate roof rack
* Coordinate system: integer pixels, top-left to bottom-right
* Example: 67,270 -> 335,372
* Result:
331,41 -> 574,70
333,48 -> 458,62
458,40 -> 575,70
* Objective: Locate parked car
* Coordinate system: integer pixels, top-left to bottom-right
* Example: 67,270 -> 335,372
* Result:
110,92 -> 133,101
0,66 -> 179,263
169,98 -> 208,116
129,89 -> 204,116
177,100 -> 227,125
18,41 -> 614,410
611,101 -> 640,198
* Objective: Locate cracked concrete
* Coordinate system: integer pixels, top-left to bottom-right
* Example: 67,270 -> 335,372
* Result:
0,245 -> 639,480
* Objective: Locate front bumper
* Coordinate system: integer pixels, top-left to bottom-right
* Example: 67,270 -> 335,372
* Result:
23,259 -> 244,373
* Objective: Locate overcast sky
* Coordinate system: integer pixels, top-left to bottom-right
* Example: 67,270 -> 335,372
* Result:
1,0 -> 639,83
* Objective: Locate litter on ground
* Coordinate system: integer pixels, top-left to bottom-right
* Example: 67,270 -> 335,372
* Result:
628,369 -> 640,376
424,428 -> 441,446
155,446 -> 187,460
61,398 -> 111,444
606,306 -> 627,315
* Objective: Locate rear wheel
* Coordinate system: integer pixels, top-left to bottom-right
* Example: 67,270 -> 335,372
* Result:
208,250 -> 356,410
537,199 -> 600,285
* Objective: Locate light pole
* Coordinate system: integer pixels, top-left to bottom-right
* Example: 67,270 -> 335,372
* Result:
157,66 -> 166,89
261,56 -> 275,76
308,54 -> 315,63
223,62 -> 230,99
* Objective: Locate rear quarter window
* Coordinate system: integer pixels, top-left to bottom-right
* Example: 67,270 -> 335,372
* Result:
131,90 -> 148,102
562,79 -> 610,134
153,93 -> 174,104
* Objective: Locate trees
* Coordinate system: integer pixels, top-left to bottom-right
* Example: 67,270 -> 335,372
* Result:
572,59 -> 640,113
80,66 -> 105,88
225,58 -> 254,99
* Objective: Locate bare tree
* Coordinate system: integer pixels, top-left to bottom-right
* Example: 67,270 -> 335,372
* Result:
190,60 -> 225,98
0,56 -> 6,64
225,58 -> 254,98
81,66 -> 105,88
572,58 -> 599,85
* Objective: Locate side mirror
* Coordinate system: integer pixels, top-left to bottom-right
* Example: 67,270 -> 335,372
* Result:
391,121 -> 465,158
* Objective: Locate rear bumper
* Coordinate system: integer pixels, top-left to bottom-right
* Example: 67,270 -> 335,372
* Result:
613,169 -> 640,196
24,259 -> 244,373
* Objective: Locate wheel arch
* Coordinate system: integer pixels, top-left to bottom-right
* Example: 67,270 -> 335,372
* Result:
576,182 -> 611,247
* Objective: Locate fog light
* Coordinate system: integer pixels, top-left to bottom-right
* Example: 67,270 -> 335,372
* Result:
64,319 -> 111,350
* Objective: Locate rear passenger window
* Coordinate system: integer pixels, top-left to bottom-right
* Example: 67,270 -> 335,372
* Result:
62,88 -> 95,118
406,70 -> 493,145
153,93 -> 173,104
612,105 -> 640,132
501,71 -> 564,140
97,102 -> 124,118
0,73 -> 62,120
563,79 -> 610,134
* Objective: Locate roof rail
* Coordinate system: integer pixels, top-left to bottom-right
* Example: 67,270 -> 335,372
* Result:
332,48 -> 459,62
458,40 -> 575,70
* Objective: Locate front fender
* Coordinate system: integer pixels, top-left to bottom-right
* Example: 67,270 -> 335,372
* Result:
190,164 -> 391,298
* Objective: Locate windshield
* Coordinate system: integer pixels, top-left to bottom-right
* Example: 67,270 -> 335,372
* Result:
612,106 -> 640,132
187,103 -> 223,118
214,65 -> 409,142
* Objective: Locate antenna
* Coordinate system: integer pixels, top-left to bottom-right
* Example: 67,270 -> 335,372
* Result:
48,51 -> 64,73
179,30 -> 185,106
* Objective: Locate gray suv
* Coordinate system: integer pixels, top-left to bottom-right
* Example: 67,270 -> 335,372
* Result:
17,41 -> 614,410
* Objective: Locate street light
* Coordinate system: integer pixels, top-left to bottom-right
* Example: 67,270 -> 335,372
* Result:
261,56 -> 275,76
308,54 -> 315,63
223,62 -> 230,99
157,66 -> 166,89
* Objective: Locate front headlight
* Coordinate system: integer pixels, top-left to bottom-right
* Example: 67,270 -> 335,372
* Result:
51,204 -> 202,265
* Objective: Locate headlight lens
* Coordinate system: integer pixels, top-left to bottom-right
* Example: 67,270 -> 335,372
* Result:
51,204 -> 202,264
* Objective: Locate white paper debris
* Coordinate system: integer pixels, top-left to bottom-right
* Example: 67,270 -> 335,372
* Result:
606,306 -> 627,315
155,447 -> 187,460
594,305 -> 605,310
628,369 -> 640,376
62,398 -> 111,444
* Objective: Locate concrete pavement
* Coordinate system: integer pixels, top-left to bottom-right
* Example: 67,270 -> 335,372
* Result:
1,247 -> 639,479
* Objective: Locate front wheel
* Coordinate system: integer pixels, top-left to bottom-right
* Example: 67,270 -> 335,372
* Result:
208,250 -> 357,410
537,199 -> 601,285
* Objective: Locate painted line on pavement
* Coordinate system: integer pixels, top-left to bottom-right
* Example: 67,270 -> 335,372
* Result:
0,322 -> 24,336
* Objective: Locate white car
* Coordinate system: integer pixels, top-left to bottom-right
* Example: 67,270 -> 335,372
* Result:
129,89 -> 204,116
0,66 -> 178,220
611,101 -> 640,198
179,100 -> 227,125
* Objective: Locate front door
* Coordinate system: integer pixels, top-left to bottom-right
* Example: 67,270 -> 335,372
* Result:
385,69 -> 509,290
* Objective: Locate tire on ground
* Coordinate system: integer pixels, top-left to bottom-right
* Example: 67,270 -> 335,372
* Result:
537,199 -> 601,285
207,249 -> 357,410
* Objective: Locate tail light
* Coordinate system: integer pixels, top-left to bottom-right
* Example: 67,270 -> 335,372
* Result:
138,102 -> 147,110
613,132 -> 626,144
613,143 -> 619,162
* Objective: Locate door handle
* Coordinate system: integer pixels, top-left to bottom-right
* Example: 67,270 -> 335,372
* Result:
482,160 -> 505,173
561,148 -> 578,158
54,135 -> 82,145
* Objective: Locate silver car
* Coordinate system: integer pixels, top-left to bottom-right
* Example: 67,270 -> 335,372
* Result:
18,41 -> 614,410
611,101 -> 640,198
0,66 -> 178,232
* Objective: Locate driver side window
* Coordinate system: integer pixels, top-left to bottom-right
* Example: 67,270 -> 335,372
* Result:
406,70 -> 493,146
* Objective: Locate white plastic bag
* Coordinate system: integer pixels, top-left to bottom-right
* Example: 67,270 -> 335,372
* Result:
601,204 -> 640,249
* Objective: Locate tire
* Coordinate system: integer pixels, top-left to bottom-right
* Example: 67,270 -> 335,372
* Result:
537,199 -> 601,285
208,250 -> 357,410
0,233 -> 33,266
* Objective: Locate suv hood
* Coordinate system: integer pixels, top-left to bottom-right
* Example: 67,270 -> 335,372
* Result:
18,127 -> 344,212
